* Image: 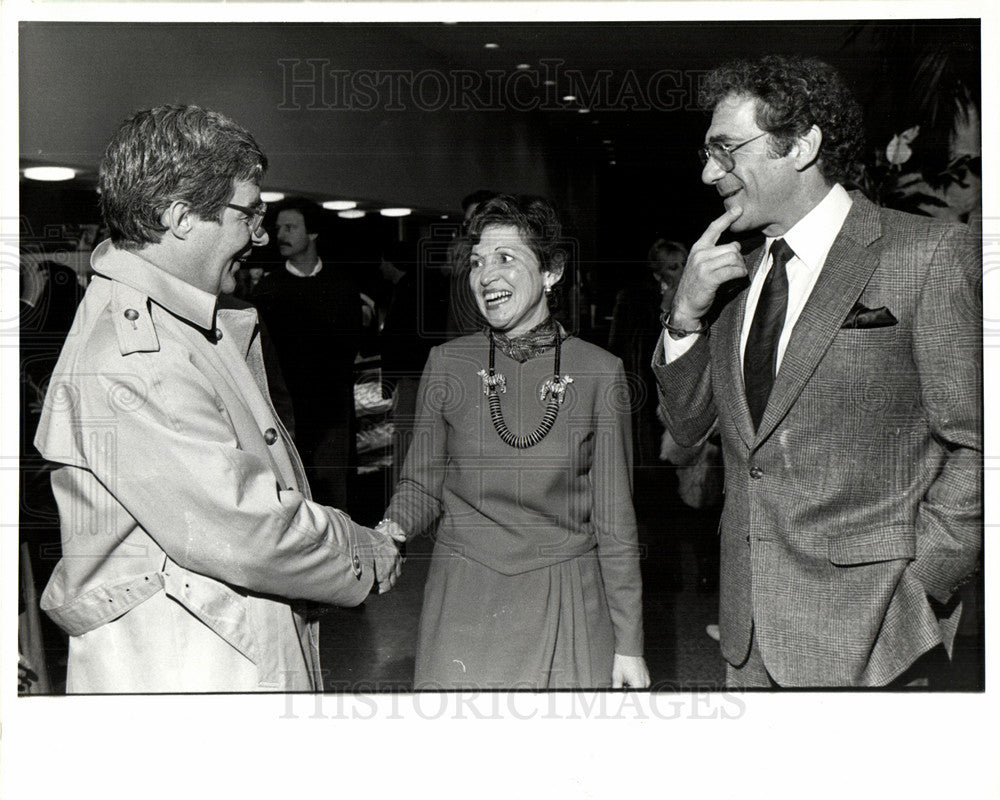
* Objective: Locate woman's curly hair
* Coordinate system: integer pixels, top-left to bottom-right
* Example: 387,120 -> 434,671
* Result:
465,194 -> 568,277
699,55 -> 865,184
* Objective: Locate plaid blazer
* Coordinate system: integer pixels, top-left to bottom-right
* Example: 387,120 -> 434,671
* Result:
653,192 -> 982,686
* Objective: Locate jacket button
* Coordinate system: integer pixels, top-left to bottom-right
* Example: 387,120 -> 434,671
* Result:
746,535 -> 751,544
264,428 -> 278,445
124,308 -> 139,322
352,554 -> 362,573
214,328 -> 224,341
749,467 -> 764,480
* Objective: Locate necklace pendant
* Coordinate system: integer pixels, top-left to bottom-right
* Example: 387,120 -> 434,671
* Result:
477,369 -> 507,396
540,375 -> 573,405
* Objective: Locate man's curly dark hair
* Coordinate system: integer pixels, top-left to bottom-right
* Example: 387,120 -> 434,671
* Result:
699,55 -> 865,184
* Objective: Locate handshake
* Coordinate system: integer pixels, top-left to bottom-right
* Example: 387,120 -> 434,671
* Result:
370,518 -> 407,595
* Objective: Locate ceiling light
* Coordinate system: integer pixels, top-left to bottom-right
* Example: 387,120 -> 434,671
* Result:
23,166 -> 76,181
562,95 -> 576,102
484,43 -> 500,50
544,80 -> 556,87
380,208 -> 412,218
323,200 -> 358,211
338,210 -> 366,219
260,191 -> 285,203
516,63 -> 531,70
577,108 -> 591,115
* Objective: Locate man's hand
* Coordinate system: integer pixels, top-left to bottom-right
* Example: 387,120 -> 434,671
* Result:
671,205 -> 747,328
371,530 -> 403,594
612,653 -> 651,689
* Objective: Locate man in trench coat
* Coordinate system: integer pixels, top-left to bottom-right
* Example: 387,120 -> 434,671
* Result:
653,56 -> 981,687
35,105 -> 401,693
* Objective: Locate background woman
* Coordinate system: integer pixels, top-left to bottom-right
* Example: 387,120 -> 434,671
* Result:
377,195 -> 649,690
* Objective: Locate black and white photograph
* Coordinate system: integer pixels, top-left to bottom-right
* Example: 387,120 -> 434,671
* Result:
2,1 -> 996,797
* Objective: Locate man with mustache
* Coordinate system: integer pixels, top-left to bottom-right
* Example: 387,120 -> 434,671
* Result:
252,197 -> 363,510
653,56 -> 981,687
34,105 -> 400,692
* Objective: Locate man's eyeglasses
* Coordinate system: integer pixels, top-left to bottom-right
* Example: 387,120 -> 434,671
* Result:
226,202 -> 267,233
698,132 -> 769,173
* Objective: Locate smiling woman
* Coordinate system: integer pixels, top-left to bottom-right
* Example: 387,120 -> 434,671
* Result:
377,194 -> 650,691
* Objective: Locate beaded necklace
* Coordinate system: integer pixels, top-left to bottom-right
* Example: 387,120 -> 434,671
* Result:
477,328 -> 574,449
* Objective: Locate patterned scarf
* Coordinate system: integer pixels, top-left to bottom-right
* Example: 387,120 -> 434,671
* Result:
490,317 -> 568,363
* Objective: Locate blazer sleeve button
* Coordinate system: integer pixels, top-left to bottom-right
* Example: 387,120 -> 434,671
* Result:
263,428 -> 278,445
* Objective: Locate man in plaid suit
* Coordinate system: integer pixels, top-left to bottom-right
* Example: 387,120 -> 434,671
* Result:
653,55 -> 981,687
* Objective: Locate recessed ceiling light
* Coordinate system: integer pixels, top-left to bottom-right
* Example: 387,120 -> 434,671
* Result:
602,140 -> 612,145
440,214 -> 450,219
484,43 -> 500,50
562,95 -> 577,102
577,108 -> 591,115
338,210 -> 366,219
260,191 -> 285,203
23,166 -> 76,181
380,208 -> 412,218
323,200 -> 358,211
544,80 -> 556,87
516,63 -> 531,70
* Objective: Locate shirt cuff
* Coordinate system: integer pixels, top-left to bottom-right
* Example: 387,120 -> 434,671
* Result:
659,328 -> 702,364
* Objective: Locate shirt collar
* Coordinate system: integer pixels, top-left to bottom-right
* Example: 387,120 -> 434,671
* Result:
766,183 -> 853,272
285,257 -> 323,278
90,239 -> 217,330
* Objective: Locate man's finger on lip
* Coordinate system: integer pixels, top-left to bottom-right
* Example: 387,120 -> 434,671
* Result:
694,205 -> 743,250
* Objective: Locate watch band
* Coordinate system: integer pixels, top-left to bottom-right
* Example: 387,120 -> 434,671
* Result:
660,310 -> 708,340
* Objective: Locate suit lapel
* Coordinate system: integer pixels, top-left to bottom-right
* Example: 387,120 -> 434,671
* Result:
720,249 -> 761,449
753,193 -> 884,444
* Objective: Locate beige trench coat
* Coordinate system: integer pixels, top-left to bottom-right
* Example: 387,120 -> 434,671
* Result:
36,241 -> 376,693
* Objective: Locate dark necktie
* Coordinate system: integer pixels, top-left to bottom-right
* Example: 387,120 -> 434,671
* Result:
744,238 -> 793,429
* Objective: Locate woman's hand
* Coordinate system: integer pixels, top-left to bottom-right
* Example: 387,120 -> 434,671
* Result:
375,518 -> 407,543
612,654 -> 651,689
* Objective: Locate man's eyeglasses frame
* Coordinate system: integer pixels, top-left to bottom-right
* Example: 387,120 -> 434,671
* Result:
698,132 -> 769,173
226,202 -> 267,233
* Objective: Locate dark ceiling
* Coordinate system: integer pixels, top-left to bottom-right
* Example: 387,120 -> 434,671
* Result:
18,19 -> 982,268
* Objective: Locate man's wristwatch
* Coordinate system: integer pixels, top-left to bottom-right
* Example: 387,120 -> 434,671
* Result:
660,310 -> 708,340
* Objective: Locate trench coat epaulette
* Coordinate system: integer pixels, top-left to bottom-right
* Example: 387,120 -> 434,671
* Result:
111,281 -> 160,355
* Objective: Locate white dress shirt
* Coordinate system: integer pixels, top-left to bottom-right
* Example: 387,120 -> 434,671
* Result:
285,257 -> 323,278
662,183 -> 853,371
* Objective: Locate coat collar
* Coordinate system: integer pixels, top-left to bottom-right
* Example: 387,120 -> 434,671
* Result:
90,239 -> 218,332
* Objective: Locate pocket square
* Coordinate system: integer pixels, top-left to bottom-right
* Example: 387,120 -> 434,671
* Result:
841,302 -> 897,329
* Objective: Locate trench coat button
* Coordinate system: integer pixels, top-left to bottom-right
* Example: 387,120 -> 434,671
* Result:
746,534 -> 751,544
263,428 -> 278,445
352,553 -> 362,575
124,308 -> 139,322
749,467 -> 764,480
214,328 -> 224,341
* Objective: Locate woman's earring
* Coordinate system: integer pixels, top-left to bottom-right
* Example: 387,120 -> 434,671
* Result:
544,284 -> 552,296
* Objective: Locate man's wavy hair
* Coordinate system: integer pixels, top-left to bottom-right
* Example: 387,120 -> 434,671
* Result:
99,105 -> 268,250
465,194 -> 568,279
699,55 -> 865,184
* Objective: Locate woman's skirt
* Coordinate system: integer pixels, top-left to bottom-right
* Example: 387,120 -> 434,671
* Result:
413,542 -> 615,690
